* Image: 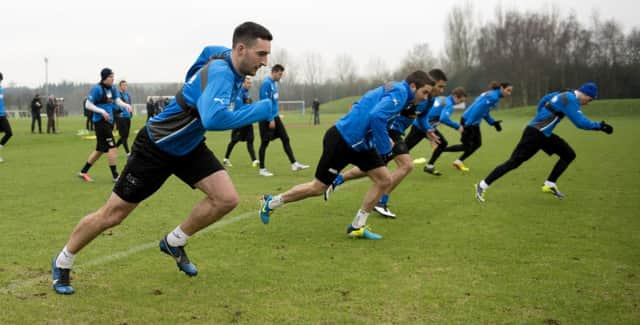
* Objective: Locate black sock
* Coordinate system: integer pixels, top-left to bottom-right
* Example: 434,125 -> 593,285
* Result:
110,165 -> 118,179
81,162 -> 92,173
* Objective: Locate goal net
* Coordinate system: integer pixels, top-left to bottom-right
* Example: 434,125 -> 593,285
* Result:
279,100 -> 306,115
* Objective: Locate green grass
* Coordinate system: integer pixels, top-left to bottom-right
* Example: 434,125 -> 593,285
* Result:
1,100 -> 639,324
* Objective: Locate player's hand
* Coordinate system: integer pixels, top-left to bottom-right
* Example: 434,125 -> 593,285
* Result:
389,138 -> 395,147
427,130 -> 441,144
458,125 -> 464,133
600,121 -> 614,134
126,104 -> 132,114
269,121 -> 276,129
101,111 -> 110,121
493,120 -> 503,132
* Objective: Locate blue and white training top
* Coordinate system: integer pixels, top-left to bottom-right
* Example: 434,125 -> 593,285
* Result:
0,86 -> 5,117
461,89 -> 502,127
335,81 -> 414,155
390,96 -> 433,134
528,90 -> 601,137
146,46 -> 272,156
88,83 -> 120,124
425,95 -> 461,130
233,86 -> 251,111
118,91 -> 132,119
259,76 -> 279,121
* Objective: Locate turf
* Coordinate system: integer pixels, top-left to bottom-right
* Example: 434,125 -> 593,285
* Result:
0,99 -> 638,323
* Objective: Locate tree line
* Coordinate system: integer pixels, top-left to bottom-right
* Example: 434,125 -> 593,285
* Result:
3,5 -> 638,114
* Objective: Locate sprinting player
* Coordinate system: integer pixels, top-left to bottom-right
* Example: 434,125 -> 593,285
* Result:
475,82 -> 613,202
443,81 -> 513,172
420,87 -> 467,175
76,68 -> 132,183
259,70 -> 434,239
0,72 -> 13,163
223,77 -> 259,167
327,69 -> 447,218
51,22 -> 274,295
257,64 -> 308,176
115,80 -> 133,155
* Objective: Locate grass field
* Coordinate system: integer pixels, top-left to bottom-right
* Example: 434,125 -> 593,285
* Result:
1,99 -> 639,324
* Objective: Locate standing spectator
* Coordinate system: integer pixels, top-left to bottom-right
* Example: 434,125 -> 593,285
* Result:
312,98 -> 320,125
31,94 -> 43,133
84,96 -> 94,131
146,97 -> 155,121
46,95 -> 57,134
154,97 -> 162,115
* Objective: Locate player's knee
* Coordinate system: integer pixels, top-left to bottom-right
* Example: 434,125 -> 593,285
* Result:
216,192 -> 240,211
563,149 -> 576,163
439,139 -> 448,148
97,208 -> 126,228
377,174 -> 393,190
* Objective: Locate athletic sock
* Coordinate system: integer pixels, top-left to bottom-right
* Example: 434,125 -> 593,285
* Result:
454,159 -> 463,164
166,226 -> 190,247
426,164 -> 434,169
544,180 -> 556,188
351,209 -> 369,229
379,194 -> 389,205
55,246 -> 76,269
479,180 -> 489,190
268,195 -> 284,209
80,162 -> 92,173
109,165 -> 118,179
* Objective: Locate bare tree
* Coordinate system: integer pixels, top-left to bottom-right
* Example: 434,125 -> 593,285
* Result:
366,56 -> 391,83
334,53 -> 357,84
394,43 -> 437,79
444,2 -> 477,75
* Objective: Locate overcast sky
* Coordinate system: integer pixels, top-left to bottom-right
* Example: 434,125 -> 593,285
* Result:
1,0 -> 637,87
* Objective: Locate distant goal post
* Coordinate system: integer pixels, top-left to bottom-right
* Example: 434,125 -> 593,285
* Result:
279,100 -> 306,115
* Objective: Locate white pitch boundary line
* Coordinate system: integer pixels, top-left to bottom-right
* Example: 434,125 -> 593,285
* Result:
1,210 -> 256,294
1,178 -> 368,294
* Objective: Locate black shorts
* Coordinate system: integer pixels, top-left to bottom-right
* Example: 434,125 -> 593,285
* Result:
113,129 -> 224,203
511,126 -> 573,161
94,120 -> 116,153
461,124 -> 481,147
116,117 -> 131,138
315,126 -> 385,185
231,124 -> 254,142
259,116 -> 289,142
386,129 -> 409,163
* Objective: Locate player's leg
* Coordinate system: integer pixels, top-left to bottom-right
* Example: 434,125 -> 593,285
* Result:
425,129 -> 447,175
476,127 -> 541,202
245,126 -> 258,165
52,192 -> 138,294
0,117 -> 12,162
373,132 -> 411,218
224,129 -> 240,166
275,117 -> 308,171
258,121 -> 274,176
542,134 -> 576,198
260,126 -> 347,224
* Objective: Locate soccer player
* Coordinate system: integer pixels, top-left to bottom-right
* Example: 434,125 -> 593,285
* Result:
419,87 -> 467,176
0,72 -> 13,163
257,64 -> 308,176
223,77 -> 259,167
76,68 -> 132,183
443,81 -> 513,172
474,82 -> 613,202
259,70 -> 434,239
327,69 -> 447,218
52,22 -> 274,295
115,80 -> 133,155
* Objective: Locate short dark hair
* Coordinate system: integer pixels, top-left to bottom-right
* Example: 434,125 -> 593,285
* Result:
428,69 -> 447,82
451,87 -> 466,97
232,22 -> 273,49
405,70 -> 434,89
0,72 -> 3,81
119,80 -> 127,85
272,64 -> 285,72
489,81 -> 512,90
